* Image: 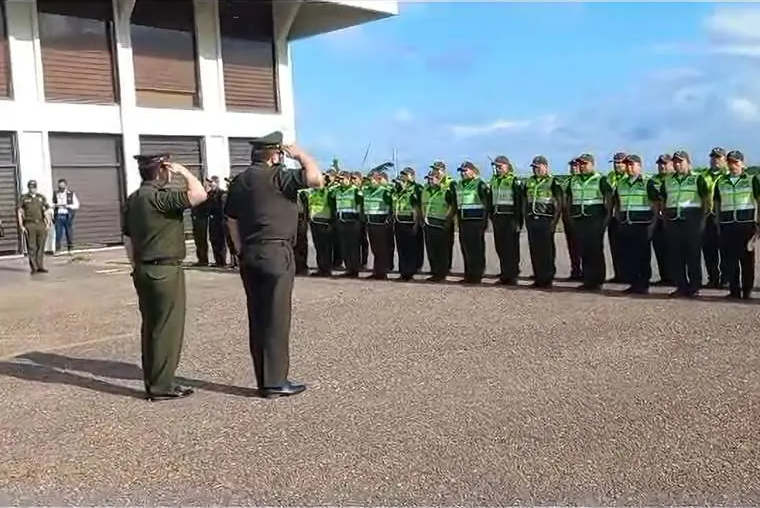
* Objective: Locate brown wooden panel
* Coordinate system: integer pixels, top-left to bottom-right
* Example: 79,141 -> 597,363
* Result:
37,0 -> 117,105
0,1 -> 11,98
0,133 -> 19,255
228,137 -> 251,178
132,0 -> 199,109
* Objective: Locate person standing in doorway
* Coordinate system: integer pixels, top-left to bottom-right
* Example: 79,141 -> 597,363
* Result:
52,178 -> 79,254
206,176 -> 228,267
17,180 -> 51,275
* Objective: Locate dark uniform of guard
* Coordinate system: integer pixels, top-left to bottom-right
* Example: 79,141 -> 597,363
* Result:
294,189 -> 309,275
562,158 -> 583,280
523,156 -> 562,288
191,181 -> 211,265
363,171 -> 394,279
651,154 -> 674,285
207,176 -> 228,267
489,155 -> 523,285
660,150 -> 710,298
329,171 -> 364,277
703,146 -> 729,288
122,154 -> 197,401
713,150 -> 759,299
222,179 -> 239,269
224,131 -> 308,398
18,179 -> 50,274
613,154 -> 659,294
422,170 -> 456,281
452,161 -> 491,284
606,152 -> 628,283
306,176 -> 334,277
566,153 -> 614,290
393,167 -> 423,280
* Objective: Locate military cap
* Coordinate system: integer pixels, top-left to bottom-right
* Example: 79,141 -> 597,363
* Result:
210,175 -> 220,182
27,179 -> 37,187
430,160 -> 447,171
656,153 -> 672,164
457,161 -> 477,172
568,157 -> 579,166
530,155 -> 549,167
493,155 -> 510,165
400,167 -> 415,177
623,154 -> 642,164
672,150 -> 690,162
610,152 -> 627,163
709,147 -> 727,158
134,153 -> 169,166
576,153 -> 595,163
727,150 -> 744,162
249,131 -> 283,148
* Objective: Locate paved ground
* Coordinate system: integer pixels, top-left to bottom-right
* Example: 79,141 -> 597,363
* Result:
0,234 -> 758,506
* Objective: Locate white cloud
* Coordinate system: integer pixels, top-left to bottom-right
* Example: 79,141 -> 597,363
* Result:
392,108 -> 413,123
448,119 -> 530,138
726,97 -> 760,121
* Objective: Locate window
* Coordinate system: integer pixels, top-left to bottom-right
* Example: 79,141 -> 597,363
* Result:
131,0 -> 199,109
37,0 -> 117,104
0,1 -> 10,98
219,0 -> 277,111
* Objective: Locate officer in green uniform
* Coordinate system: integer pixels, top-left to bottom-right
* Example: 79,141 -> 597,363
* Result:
329,171 -> 364,277
430,160 -> 455,271
393,167 -> 423,280
660,150 -> 710,298
651,154 -> 674,285
562,158 -> 583,280
566,153 -> 614,290
351,171 -> 369,269
190,179 -> 211,266
327,161 -> 344,270
122,154 -> 207,401
703,146 -> 729,288
523,155 -> 562,288
306,172 -> 334,277
294,188 -> 310,275
613,154 -> 659,294
713,150 -> 760,299
489,155 -> 523,285
606,152 -> 628,283
377,170 -> 396,271
422,169 -> 456,281
452,161 -> 491,284
363,169 -> 394,279
17,179 -> 51,275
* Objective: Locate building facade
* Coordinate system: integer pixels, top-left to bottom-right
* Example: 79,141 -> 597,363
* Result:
0,0 -> 397,254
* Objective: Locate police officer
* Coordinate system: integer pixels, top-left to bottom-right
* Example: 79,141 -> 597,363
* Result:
523,156 -> 562,288
703,146 -> 729,288
422,169 -> 456,282
351,171 -> 369,269
614,154 -> 659,294
651,154 -> 674,285
713,150 -> 759,299
489,155 -> 523,285
17,180 -> 51,275
329,171 -> 364,278
190,179 -> 211,266
294,188 -> 310,275
660,150 -> 710,298
393,167 -> 423,281
207,176 -> 228,267
224,132 -> 323,398
306,171 -> 334,277
566,154 -> 614,290
430,160 -> 455,271
327,161 -> 344,270
563,158 -> 582,280
607,152 -> 628,283
121,154 -> 207,401
363,170 -> 394,279
453,161 -> 490,284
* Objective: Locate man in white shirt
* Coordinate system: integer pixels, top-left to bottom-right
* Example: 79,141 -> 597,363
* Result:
53,178 -> 80,253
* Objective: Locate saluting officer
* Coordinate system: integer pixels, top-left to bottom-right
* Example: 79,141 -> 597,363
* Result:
651,154 -> 674,285
306,171 -> 335,277
294,188 -> 310,275
363,170 -> 394,279
523,156 -> 562,288
607,152 -> 628,283
566,154 -> 614,290
563,158 -> 583,280
703,146 -> 729,288
713,150 -> 759,299
224,132 -> 323,398
17,179 -> 51,275
327,162 -> 344,270
660,150 -> 710,298
614,154 -> 659,294
489,155 -> 523,285
351,171 -> 370,269
122,154 -> 207,401
453,161 -> 491,284
393,167 -> 423,281
330,171 -> 364,277
422,169 -> 456,281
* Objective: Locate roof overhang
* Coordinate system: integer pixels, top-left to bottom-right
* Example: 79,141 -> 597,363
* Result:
283,0 -> 398,41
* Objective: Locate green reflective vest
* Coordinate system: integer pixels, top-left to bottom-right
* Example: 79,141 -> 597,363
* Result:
617,175 -> 654,224
703,168 -> 727,214
570,173 -> 604,218
363,185 -> 391,224
334,185 -> 360,220
717,174 -> 756,223
663,174 -> 700,220
421,185 -> 450,228
307,188 -> 331,223
455,178 -> 486,220
607,170 -> 626,189
490,173 -> 517,214
393,184 -> 416,223
525,175 -> 555,217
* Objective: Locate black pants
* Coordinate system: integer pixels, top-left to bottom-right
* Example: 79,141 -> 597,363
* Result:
607,217 -> 622,281
240,242 -> 295,388
360,223 -> 369,267
192,215 -> 209,263
664,219 -> 703,294
651,219 -> 670,284
425,225 -> 452,278
415,226 -> 425,271
294,215 -> 308,274
720,222 -> 755,296
367,222 -> 393,275
224,219 -> 238,267
563,215 -> 582,278
619,223 -> 652,290
388,226 -> 396,271
703,218 -> 724,286
332,226 -> 343,268
395,222 -> 420,278
447,224 -> 455,271
574,216 -> 607,288
459,219 -> 487,281
337,220 -> 362,274
526,215 -> 555,285
310,222 -> 333,274
209,216 -> 227,266
491,214 -> 520,282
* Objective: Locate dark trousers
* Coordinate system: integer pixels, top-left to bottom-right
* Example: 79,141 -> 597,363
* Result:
664,219 -> 703,294
224,219 -> 238,268
209,216 -> 227,266
425,224 -> 452,278
133,263 -> 186,393
459,219 -> 487,281
332,225 -> 343,268
574,216 -> 607,288
395,222 -> 420,278
619,223 -> 652,290
294,215 -> 309,274
652,219 -> 670,284
337,220 -> 362,274
607,217 -> 622,280
491,214 -> 520,282
526,215 -> 555,285
388,226 -> 396,271
720,222 -> 756,296
563,215 -> 582,278
447,224 -> 455,271
192,215 -> 209,263
239,242 -> 295,388
24,223 -> 47,272
415,226 -> 425,271
310,222 -> 333,274
54,214 -> 73,252
703,218 -> 725,286
360,223 -> 369,267
367,222 -> 393,275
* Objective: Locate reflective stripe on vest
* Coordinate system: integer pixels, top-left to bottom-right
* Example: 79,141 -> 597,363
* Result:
394,185 -> 415,223
335,187 -> 359,214
617,176 -> 653,224
664,174 -> 700,220
456,178 -> 485,220
308,188 -> 331,222
422,186 -> 449,227
718,175 -> 755,223
570,173 -> 604,217
363,186 -> 390,215
490,175 -> 516,207
525,176 -> 554,217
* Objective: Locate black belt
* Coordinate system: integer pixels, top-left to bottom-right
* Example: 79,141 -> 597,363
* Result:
139,259 -> 182,266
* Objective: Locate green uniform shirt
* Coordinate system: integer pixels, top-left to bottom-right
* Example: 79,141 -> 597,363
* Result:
121,182 -> 192,262
18,192 -> 49,223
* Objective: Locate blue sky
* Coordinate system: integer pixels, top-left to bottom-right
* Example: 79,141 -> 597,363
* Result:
291,2 -> 760,175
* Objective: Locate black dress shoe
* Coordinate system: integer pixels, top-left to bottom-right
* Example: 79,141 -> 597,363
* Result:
36,268 -> 48,273
259,380 -> 307,399
146,385 -> 194,402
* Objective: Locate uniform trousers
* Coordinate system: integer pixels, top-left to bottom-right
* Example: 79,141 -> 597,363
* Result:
459,219 -> 487,281
619,222 -> 652,290
191,215 -> 209,263
424,224 -> 452,278
651,219 -> 671,284
574,215 -> 607,288
336,220 -> 363,274
395,222 -> 420,278
367,219 -> 393,275
294,215 -> 309,274
24,222 -> 47,272
310,221 -> 333,274
664,218 -> 703,295
703,218 -> 725,286
208,216 -> 227,265
491,214 -> 520,282
562,215 -> 582,278
607,217 -> 623,281
526,215 -> 555,285
720,222 -> 756,296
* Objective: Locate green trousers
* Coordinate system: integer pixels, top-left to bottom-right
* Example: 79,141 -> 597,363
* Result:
25,223 -> 47,272
132,264 -> 186,393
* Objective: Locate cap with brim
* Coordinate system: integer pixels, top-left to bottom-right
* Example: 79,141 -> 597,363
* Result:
656,153 -> 672,163
458,161 -> 477,172
568,158 -> 579,166
623,154 -> 642,164
401,167 -> 415,177
672,150 -> 690,161
727,150 -> 744,162
576,153 -> 594,163
28,179 -> 37,186
430,160 -> 446,171
493,155 -> 510,165
249,131 -> 284,148
134,153 -> 170,166
530,155 -> 548,167
710,147 -> 726,158
610,152 -> 627,163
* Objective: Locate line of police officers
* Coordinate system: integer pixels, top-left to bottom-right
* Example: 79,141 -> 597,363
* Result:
296,147 -> 760,299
